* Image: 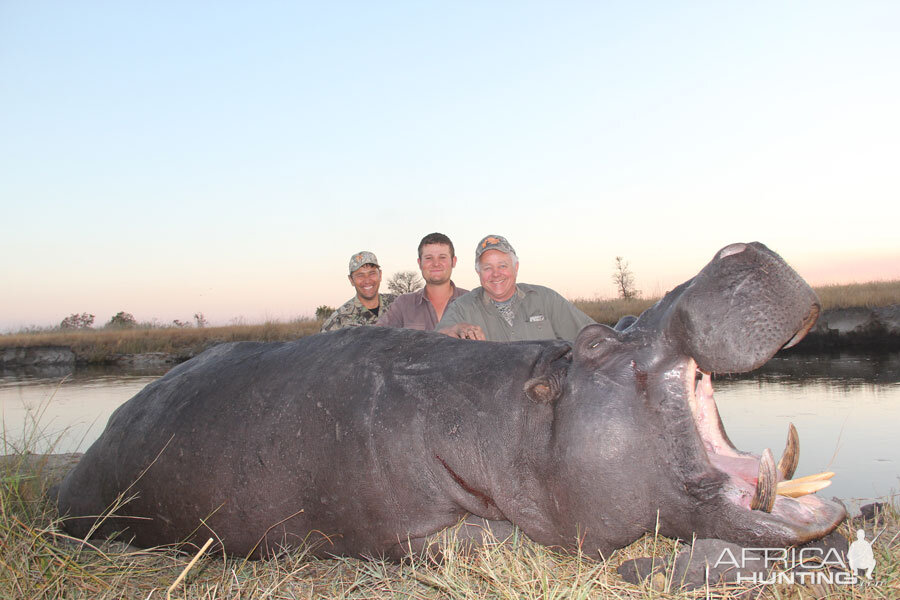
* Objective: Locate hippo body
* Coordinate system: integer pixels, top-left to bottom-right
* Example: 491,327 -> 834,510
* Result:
55,242 -> 846,559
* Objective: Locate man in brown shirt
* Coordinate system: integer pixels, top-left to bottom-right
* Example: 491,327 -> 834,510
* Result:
377,233 -> 468,331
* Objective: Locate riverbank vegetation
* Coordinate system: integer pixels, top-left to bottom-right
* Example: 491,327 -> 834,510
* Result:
1,451 -> 897,599
2,280 -> 898,364
811,279 -> 900,310
0,319 -> 322,364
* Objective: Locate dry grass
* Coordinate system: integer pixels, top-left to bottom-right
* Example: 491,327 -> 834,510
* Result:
575,279 -> 900,326
813,280 -> 900,310
573,297 -> 660,326
2,451 -> 897,600
0,320 -> 321,364
1,280 -> 898,361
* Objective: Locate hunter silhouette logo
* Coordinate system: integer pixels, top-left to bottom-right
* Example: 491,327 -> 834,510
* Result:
715,528 -> 882,586
848,529 -> 876,579
482,237 -> 501,248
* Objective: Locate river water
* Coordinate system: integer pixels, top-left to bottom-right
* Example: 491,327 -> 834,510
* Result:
1,352 -> 898,508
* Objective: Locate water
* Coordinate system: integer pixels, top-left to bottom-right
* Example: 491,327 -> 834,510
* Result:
0,365 -> 167,456
715,352 -> 900,507
1,353 -> 898,506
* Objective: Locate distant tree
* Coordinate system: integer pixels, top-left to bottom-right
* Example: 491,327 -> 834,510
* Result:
106,311 -> 137,329
612,256 -> 639,300
194,312 -> 208,328
60,312 -> 95,329
315,305 -> 335,320
387,270 -> 424,295
172,319 -> 191,328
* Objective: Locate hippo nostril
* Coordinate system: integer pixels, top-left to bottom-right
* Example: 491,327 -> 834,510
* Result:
783,304 -> 820,350
717,243 -> 747,259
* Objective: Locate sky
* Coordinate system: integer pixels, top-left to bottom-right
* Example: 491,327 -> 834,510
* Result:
2,2 -> 899,332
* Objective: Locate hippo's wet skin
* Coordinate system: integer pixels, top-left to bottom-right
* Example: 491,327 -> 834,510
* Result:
54,242 -> 846,559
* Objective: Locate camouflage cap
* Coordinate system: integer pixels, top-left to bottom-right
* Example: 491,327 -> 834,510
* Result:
348,251 -> 380,274
474,235 -> 516,265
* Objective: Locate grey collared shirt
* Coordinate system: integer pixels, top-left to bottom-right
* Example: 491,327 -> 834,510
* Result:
436,283 -> 595,342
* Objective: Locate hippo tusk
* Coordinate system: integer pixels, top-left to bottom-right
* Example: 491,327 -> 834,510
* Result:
777,423 -> 799,480
776,471 -> 835,498
750,448 -> 777,513
776,480 -> 832,498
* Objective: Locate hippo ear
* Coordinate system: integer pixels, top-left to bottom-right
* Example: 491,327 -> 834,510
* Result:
574,324 -> 621,361
524,374 -> 563,404
524,341 -> 571,404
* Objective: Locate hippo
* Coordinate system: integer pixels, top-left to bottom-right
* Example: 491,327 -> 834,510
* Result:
53,242 -> 846,559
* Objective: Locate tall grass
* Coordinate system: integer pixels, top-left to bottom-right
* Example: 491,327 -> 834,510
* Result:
575,279 -> 900,325
813,280 -> 900,310
573,297 -> 659,326
0,319 -> 321,364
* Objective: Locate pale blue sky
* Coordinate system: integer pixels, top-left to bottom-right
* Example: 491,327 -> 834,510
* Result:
2,2 -> 898,331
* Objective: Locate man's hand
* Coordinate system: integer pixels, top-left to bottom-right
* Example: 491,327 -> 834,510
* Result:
438,322 -> 486,340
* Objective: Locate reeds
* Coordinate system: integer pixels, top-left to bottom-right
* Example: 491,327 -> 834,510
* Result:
813,280 -> 900,310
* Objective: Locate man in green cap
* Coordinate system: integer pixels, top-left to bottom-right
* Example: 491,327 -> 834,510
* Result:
321,251 -> 396,332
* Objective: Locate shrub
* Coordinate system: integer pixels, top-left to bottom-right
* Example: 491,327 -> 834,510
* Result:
59,313 -> 94,329
316,305 -> 335,320
106,311 -> 137,329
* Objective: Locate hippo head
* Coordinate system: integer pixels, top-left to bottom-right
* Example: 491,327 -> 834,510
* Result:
546,242 -> 845,556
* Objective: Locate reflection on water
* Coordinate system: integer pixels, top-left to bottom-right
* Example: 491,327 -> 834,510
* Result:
0,365 -> 168,455
1,353 -> 898,505
716,351 -> 900,507
732,351 -> 900,385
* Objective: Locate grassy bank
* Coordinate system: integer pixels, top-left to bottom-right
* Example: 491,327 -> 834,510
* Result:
572,279 -> 900,324
1,453 -> 897,599
0,319 -> 321,364
2,280 -> 899,364
812,279 -> 900,310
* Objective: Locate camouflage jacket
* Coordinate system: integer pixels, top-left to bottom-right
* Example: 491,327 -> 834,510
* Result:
320,293 -> 397,332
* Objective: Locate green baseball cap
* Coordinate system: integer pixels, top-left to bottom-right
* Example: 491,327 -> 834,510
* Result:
348,251 -> 380,274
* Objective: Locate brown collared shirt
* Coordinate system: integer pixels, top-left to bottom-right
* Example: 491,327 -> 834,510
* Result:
376,282 -> 469,331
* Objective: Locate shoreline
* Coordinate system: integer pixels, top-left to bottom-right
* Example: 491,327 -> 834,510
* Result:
2,304 -> 898,371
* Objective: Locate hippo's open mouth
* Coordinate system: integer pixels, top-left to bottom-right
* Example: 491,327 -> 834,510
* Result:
685,361 -> 844,533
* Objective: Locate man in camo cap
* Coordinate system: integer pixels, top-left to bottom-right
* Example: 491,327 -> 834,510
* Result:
436,235 -> 594,342
321,251 -> 396,332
